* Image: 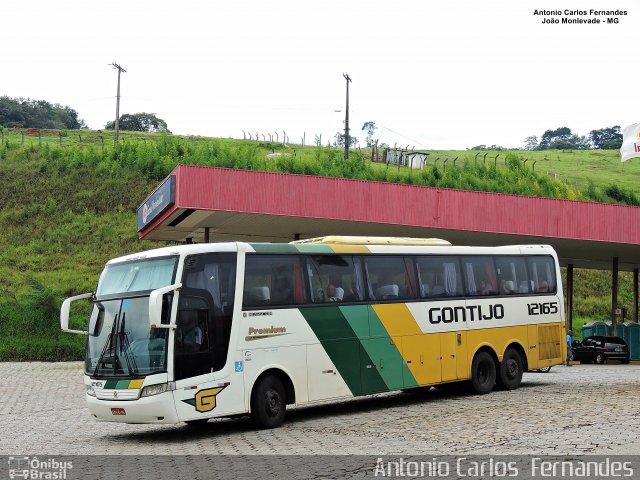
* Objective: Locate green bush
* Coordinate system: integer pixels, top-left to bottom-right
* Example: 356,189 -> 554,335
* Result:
0,335 -> 84,361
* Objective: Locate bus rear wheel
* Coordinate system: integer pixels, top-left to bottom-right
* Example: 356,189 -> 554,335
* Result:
251,375 -> 286,429
498,348 -> 523,390
470,351 -> 496,394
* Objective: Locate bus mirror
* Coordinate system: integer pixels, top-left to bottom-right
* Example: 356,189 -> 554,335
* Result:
60,292 -> 93,335
149,283 -> 182,329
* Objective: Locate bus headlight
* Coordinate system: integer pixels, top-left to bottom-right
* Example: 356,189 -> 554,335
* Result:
140,383 -> 168,398
86,385 -> 96,397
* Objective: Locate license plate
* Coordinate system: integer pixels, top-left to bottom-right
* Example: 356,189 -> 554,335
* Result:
111,408 -> 126,415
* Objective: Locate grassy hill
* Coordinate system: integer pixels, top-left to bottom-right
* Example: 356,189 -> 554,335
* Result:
1,128 -> 638,360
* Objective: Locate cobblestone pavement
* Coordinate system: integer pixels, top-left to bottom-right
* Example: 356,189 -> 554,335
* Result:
1,362 -> 639,455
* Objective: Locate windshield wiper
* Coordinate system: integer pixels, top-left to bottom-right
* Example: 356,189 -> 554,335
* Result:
118,313 -> 139,376
93,313 -> 118,377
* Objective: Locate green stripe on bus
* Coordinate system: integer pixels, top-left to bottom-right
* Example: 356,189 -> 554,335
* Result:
300,306 -> 391,395
104,380 -> 118,389
293,244 -> 333,254
300,306 -> 358,341
248,243 -> 299,254
115,380 -> 131,389
301,306 -> 384,396
338,305 -> 369,338
366,306 -> 418,389
339,305 -> 389,394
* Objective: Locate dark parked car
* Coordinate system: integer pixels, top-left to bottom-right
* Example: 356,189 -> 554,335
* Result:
572,336 -> 630,365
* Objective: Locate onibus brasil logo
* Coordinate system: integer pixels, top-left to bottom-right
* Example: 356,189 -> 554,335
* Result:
8,456 -> 72,479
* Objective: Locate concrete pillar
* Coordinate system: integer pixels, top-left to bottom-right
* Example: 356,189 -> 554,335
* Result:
566,264 -> 574,331
611,257 -> 619,336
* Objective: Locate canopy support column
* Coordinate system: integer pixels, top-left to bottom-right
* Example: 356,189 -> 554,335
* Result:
566,264 -> 574,331
611,257 -> 619,336
634,268 -> 638,323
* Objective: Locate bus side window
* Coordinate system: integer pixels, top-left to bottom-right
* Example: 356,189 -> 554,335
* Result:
306,255 -> 361,303
243,255 -> 307,308
527,256 -> 557,294
495,256 -> 529,295
462,256 -> 498,296
414,256 -> 463,298
363,256 -> 414,301
306,259 -> 325,303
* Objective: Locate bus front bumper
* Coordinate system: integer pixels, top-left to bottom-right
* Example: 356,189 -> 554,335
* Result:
86,392 -> 179,424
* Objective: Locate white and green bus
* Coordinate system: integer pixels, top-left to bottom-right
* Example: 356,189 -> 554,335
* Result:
61,236 -> 566,428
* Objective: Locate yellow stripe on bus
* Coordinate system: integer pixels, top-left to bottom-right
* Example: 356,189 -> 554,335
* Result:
128,379 -> 144,389
372,303 -> 437,385
372,304 -> 422,337
329,245 -> 371,253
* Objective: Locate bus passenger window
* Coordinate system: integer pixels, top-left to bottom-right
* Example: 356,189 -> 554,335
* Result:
244,286 -> 270,305
272,265 -> 293,304
462,256 -> 498,296
243,255 -> 307,307
306,255 -> 363,303
495,256 -> 529,295
363,256 -> 416,301
527,256 -> 557,294
415,256 -> 462,298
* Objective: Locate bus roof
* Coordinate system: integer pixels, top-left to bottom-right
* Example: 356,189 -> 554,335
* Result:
290,235 -> 452,247
105,240 -> 557,265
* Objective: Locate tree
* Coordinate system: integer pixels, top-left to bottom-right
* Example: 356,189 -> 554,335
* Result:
589,126 -> 623,150
0,96 -> 86,129
538,127 -> 572,149
548,134 -> 590,150
105,112 -> 170,133
523,136 -> 538,150
361,121 -> 377,148
333,132 -> 357,147
469,144 -> 505,151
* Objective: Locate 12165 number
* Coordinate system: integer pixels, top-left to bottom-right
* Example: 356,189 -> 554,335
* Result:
527,302 -> 558,316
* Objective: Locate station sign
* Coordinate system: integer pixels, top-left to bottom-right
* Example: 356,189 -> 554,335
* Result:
137,175 -> 175,232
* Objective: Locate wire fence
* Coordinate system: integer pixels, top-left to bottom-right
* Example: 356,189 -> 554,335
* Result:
0,127 -> 614,192
0,127 -> 218,149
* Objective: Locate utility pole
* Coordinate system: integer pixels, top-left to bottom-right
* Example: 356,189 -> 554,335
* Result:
110,62 -> 127,146
343,73 -> 352,159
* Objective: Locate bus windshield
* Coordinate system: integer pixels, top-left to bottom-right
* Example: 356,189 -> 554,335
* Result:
96,256 -> 178,298
87,256 -> 178,377
86,296 -> 171,377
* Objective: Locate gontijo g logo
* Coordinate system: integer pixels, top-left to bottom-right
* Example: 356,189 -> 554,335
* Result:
182,386 -> 227,412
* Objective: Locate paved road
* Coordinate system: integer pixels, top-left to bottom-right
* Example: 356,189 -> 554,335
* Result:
1,362 -> 639,455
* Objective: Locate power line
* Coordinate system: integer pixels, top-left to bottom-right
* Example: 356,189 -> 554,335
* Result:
377,124 -> 429,149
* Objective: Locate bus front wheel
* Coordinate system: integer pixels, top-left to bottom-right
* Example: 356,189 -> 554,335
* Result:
498,348 -> 523,390
251,375 -> 286,429
470,351 -> 496,394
